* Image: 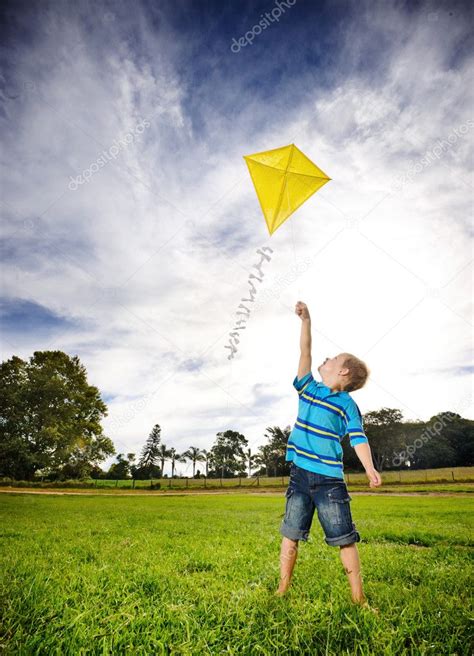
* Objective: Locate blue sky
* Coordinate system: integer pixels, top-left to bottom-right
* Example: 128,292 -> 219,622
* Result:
1,0 -> 473,474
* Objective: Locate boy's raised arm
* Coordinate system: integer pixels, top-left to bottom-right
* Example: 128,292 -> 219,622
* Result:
295,301 -> 312,380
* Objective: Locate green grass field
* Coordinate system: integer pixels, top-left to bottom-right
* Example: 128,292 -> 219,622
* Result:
1,493 -> 473,655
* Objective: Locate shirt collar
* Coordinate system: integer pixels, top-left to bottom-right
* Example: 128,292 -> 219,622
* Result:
320,382 -> 349,397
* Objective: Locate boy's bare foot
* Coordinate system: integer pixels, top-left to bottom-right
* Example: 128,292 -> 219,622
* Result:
352,597 -> 380,614
275,584 -> 290,596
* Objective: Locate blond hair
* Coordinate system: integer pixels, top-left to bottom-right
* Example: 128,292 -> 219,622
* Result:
341,353 -> 370,392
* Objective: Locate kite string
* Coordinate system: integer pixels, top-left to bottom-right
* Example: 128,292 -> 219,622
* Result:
288,183 -> 301,302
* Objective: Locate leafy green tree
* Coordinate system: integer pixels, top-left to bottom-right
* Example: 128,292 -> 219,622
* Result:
266,425 -> 291,476
107,453 -> 132,479
209,430 -> 248,478
402,413 -> 473,469
254,426 -> 291,476
433,413 -> 474,467
0,351 -> 114,480
89,464 -> 106,479
127,453 -> 136,478
346,408 -> 406,472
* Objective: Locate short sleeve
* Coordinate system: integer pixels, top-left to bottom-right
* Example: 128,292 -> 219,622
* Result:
344,400 -> 369,447
293,371 -> 315,395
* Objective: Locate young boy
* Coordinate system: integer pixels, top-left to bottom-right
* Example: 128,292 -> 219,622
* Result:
276,301 -> 382,610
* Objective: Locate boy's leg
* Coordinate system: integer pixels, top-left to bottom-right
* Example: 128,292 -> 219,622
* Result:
276,536 -> 299,595
339,543 -> 365,603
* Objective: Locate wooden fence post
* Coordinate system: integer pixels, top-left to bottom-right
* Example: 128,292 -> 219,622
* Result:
452,470 -> 455,481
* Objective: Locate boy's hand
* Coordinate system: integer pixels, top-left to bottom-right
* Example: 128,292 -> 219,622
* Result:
295,301 -> 311,321
366,467 -> 382,488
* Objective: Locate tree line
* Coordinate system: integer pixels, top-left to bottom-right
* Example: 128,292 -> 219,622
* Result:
1,351 -> 472,481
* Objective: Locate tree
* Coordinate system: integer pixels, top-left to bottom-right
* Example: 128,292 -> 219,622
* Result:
265,425 -> 291,476
254,444 -> 273,476
351,408 -> 406,472
201,449 -> 211,477
434,413 -> 474,467
182,446 -> 206,478
0,351 -> 115,480
254,426 -> 291,476
107,453 -> 132,480
208,430 -> 248,478
157,443 -> 173,477
244,448 -> 257,477
138,424 -> 162,477
401,413 -> 474,469
169,447 -> 187,477
127,453 -> 137,478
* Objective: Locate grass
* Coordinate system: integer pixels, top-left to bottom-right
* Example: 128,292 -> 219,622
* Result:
0,493 -> 473,655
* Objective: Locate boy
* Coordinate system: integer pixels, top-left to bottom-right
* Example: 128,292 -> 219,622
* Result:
276,301 -> 382,611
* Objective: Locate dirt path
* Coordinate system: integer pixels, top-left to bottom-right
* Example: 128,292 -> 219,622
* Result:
0,488 -> 472,498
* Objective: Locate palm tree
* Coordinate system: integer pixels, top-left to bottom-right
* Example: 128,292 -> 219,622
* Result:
201,449 -> 212,477
245,448 -> 257,477
157,444 -> 173,477
182,446 -> 206,478
169,448 -> 187,478
264,425 -> 291,476
254,444 -> 273,476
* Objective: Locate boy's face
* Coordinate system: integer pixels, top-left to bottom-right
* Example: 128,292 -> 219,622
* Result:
317,353 -> 347,377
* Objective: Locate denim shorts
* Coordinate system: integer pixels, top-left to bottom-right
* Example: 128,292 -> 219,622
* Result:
279,462 -> 361,547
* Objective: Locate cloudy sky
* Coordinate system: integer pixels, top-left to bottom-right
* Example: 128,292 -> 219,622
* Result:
1,0 -> 472,475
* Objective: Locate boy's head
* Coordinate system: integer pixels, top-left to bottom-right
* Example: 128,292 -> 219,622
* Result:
317,353 -> 369,393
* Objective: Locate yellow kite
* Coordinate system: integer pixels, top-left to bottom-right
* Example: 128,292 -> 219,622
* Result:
243,143 -> 330,235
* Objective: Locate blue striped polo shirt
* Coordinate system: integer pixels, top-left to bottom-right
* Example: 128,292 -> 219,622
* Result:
286,370 -> 369,479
